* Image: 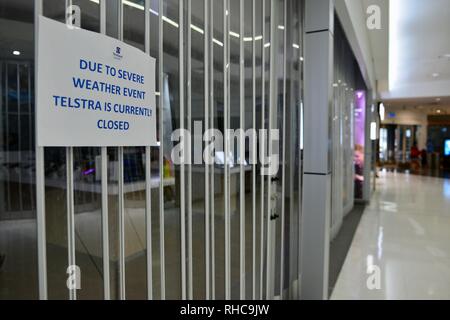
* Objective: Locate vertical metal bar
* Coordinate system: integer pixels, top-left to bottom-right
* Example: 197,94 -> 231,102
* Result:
158,0 -> 166,300
117,0 -> 126,300
285,1 -> 297,295
17,65 -> 23,213
187,0 -> 194,301
265,0 -> 271,297
179,0 -> 187,300
224,0 -> 231,300
100,0 -> 106,34
99,0 -> 110,301
259,0 -> 266,300
66,147 -> 76,300
227,0 -> 232,299
266,0 -> 277,300
101,147 -> 110,300
251,0 -> 256,301
145,146 -> 153,300
204,0 -> 210,301
35,0 -> 48,300
118,0 -> 123,39
239,0 -> 245,300
0,63 -> 3,216
228,0 -> 232,300
297,0 -> 304,298
209,0 -> 216,300
144,0 -> 153,301
280,0 -> 287,299
118,146 -> 125,300
5,65 -> 9,216
28,65 -> 34,212
5,64 -> 10,214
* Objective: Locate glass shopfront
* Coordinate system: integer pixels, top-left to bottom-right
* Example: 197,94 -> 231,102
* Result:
0,0 -> 304,300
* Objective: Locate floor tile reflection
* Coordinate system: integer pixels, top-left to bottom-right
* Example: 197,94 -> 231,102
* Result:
332,171 -> 450,300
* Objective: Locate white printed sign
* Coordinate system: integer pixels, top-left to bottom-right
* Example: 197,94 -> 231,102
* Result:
37,16 -> 157,146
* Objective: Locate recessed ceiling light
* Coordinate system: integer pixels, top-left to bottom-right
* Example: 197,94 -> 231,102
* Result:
12,50 -> 20,56
432,73 -> 440,78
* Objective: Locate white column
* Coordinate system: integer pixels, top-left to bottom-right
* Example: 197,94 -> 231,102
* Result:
301,0 -> 334,300
35,0 -> 48,300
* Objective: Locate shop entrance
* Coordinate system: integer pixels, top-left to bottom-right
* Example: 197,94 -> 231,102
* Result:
0,0 -> 305,300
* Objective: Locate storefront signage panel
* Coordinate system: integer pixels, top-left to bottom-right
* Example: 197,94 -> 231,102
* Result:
37,16 -> 156,146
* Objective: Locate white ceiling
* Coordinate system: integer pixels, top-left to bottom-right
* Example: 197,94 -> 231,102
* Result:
383,0 -> 450,101
339,0 -> 450,108
384,96 -> 450,116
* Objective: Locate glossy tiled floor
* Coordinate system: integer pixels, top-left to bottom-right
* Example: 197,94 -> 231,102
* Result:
331,171 -> 450,300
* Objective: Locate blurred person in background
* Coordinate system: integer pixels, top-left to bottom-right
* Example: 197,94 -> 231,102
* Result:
410,142 -> 421,172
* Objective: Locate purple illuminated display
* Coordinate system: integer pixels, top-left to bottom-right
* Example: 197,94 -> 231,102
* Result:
354,90 -> 366,199
354,90 -> 366,148
83,168 -> 95,175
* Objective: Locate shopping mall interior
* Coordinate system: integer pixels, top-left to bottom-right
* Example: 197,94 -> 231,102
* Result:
1,0 -> 450,301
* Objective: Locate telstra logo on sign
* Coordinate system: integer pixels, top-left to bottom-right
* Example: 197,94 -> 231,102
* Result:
113,46 -> 123,60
